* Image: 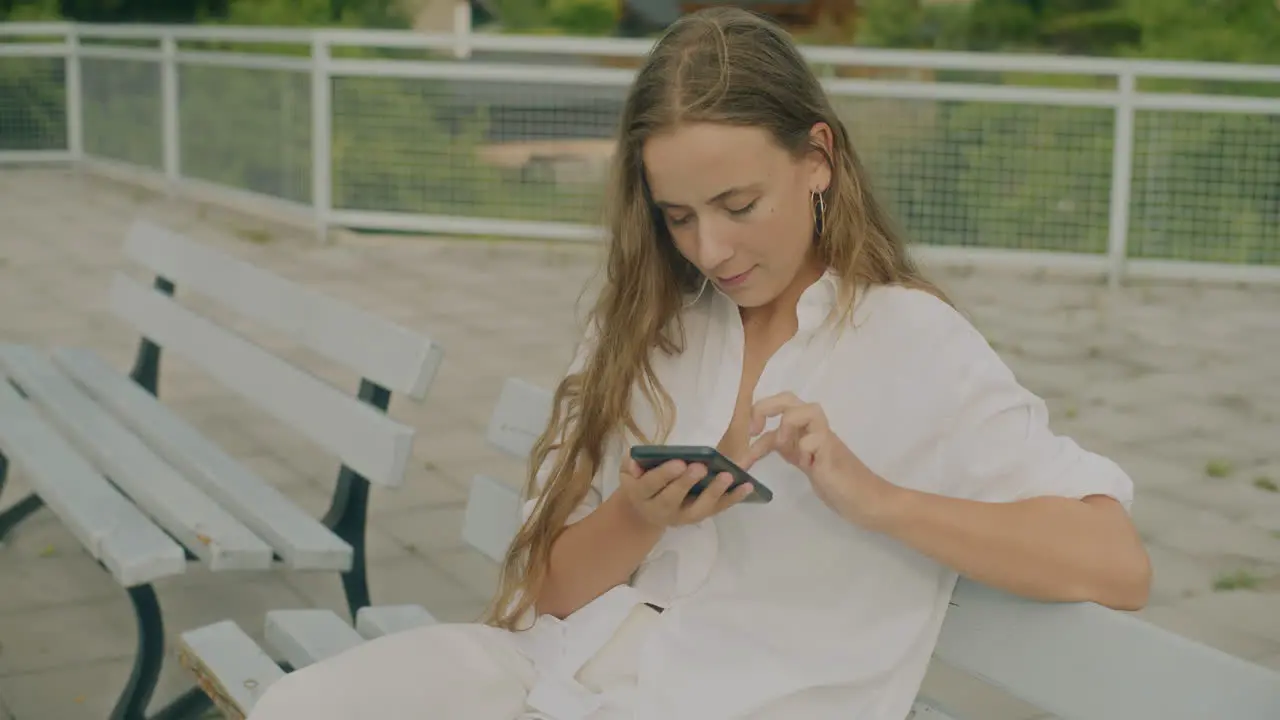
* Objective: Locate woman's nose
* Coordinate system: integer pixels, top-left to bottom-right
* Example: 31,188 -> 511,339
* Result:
695,218 -> 735,270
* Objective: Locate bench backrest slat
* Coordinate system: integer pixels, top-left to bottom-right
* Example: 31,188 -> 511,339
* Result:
485,377 -> 555,459
109,273 -> 414,487
938,580 -> 1280,719
467,377 -> 1280,720
463,473 -> 525,564
462,377 -> 558,562
123,220 -> 444,399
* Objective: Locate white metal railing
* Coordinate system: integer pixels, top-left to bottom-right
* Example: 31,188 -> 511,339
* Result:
1,22 -> 1279,284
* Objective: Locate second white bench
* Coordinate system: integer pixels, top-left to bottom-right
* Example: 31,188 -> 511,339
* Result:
176,377 -> 1280,720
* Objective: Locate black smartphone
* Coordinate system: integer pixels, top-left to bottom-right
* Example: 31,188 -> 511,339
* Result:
629,445 -> 773,504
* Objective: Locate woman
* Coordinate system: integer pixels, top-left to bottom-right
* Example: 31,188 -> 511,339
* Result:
249,8 -> 1150,720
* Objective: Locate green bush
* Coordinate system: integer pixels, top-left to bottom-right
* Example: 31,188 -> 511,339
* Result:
547,0 -> 618,37
0,57 -> 67,151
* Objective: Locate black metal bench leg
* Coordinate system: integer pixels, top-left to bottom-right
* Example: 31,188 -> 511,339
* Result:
108,584 -> 212,720
320,378 -> 390,620
323,466 -> 372,618
145,687 -> 212,720
0,453 -> 46,542
110,584 -> 167,720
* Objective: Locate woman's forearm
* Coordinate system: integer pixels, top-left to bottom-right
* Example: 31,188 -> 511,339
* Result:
535,491 -> 664,619
866,487 -> 1151,610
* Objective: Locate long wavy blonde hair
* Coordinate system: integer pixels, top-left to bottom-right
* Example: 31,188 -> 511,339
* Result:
483,7 -> 947,630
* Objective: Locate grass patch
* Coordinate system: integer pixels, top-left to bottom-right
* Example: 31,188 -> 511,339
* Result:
1212,570 -> 1260,591
1253,476 -> 1278,492
1204,459 -> 1234,478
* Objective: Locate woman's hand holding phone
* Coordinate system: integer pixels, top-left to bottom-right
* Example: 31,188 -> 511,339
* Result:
618,458 -> 755,528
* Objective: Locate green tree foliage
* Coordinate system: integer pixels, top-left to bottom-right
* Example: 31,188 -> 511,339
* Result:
1,0 -> 61,21
221,0 -> 338,27
855,0 -> 972,49
221,0 -> 405,28
0,1 -> 67,152
857,0 -> 1280,64
51,0 -> 225,23
0,0 -> 404,25
1123,0 -> 1280,64
482,0 -> 617,34
489,0 -> 551,30
546,0 -> 617,35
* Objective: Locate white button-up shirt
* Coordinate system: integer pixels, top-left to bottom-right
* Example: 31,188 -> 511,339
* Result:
516,270 -> 1134,720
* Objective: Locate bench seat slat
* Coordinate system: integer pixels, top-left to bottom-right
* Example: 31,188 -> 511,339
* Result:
54,347 -> 353,571
939,578 -> 1280,719
0,344 -> 274,571
125,220 -> 445,400
0,377 -> 184,586
109,273 -> 414,487
264,609 -> 367,670
355,604 -> 438,639
178,620 -> 286,720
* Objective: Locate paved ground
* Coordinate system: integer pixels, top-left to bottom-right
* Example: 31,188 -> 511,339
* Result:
0,167 -> 1278,719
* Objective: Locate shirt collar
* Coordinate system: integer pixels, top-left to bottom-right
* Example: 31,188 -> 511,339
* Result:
796,268 -> 840,333
698,268 -> 846,336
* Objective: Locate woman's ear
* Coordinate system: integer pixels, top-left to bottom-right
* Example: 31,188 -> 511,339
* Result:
806,122 -> 835,194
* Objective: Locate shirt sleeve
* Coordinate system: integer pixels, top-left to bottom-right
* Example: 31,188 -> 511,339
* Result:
932,308 -> 1135,511
519,329 -> 608,527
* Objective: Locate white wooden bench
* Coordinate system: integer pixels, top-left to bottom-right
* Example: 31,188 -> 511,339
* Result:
0,219 -> 444,720
176,377 -> 1280,720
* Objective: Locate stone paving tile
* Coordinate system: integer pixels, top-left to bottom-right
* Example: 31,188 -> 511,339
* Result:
2,167 -> 1280,717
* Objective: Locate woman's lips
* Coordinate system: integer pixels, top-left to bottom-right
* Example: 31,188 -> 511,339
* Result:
718,267 -> 753,287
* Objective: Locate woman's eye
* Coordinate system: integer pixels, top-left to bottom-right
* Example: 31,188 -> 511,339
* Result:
728,200 -> 757,216
668,214 -> 693,227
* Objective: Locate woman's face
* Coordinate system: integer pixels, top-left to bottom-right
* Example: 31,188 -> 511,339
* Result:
643,121 -> 832,309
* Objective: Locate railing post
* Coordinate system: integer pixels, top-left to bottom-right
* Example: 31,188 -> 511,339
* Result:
64,26 -> 82,162
311,34 -> 332,244
1106,70 -> 1136,289
161,32 -> 180,190
454,1 -> 472,60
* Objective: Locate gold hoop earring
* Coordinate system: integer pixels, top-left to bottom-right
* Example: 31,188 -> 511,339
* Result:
811,190 -> 826,240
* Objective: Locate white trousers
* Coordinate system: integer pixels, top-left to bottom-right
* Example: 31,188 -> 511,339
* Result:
247,605 -> 659,720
